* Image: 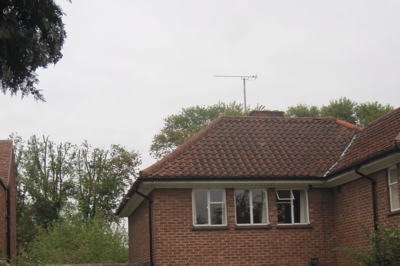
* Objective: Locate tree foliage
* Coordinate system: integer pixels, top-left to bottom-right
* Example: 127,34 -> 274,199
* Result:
343,223 -> 400,266
0,0 -> 69,101
286,97 -> 394,127
150,102 -> 246,159
19,215 -> 128,265
75,141 -> 139,221
11,134 -> 141,254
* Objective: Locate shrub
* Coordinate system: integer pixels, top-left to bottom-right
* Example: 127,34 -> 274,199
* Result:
343,223 -> 400,266
18,215 -> 128,265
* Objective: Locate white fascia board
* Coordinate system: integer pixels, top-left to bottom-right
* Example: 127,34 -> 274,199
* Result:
118,183 -> 153,217
324,153 -> 400,187
149,180 -> 323,189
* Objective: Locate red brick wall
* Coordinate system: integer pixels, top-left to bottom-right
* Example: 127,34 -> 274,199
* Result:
128,164 -> 400,265
146,188 -> 336,265
8,156 -> 17,264
0,140 -> 16,264
332,164 -> 400,265
128,199 -> 151,264
0,183 -> 6,260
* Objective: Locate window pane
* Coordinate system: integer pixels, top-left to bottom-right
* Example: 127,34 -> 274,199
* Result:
276,190 -> 292,200
293,190 -> 301,223
194,190 -> 208,224
252,190 -> 265,224
389,168 -> 398,184
277,203 -> 292,223
210,203 -> 224,225
235,190 -> 250,224
210,189 -> 224,202
390,184 -> 400,210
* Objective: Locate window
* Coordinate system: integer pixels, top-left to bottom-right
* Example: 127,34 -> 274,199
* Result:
276,189 -> 309,224
235,189 -> 268,225
388,166 -> 400,211
192,189 -> 226,226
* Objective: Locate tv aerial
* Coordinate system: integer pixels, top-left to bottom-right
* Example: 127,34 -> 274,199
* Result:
214,75 -> 257,113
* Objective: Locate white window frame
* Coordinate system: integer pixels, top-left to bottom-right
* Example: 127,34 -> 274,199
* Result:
276,189 -> 309,224
192,189 -> 227,226
388,166 -> 400,211
234,189 -> 269,225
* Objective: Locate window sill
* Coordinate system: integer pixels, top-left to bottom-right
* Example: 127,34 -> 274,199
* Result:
235,225 -> 272,230
388,209 -> 400,217
276,224 -> 313,229
192,225 -> 229,231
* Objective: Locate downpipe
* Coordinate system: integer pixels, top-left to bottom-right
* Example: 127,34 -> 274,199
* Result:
355,167 -> 378,232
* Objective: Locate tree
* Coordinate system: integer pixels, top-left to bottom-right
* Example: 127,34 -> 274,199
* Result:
21,136 -> 76,228
75,142 -> 141,222
150,102 -> 246,159
286,103 -> 320,118
19,214 -> 128,265
286,97 -> 394,127
355,102 -> 394,127
320,97 -> 358,125
0,0 -> 69,101
10,134 -> 141,253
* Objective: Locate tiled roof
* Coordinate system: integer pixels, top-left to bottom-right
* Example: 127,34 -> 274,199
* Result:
0,139 -> 13,186
328,107 -> 400,174
141,116 -> 359,179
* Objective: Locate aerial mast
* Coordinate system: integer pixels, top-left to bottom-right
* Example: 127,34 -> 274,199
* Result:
214,75 -> 257,113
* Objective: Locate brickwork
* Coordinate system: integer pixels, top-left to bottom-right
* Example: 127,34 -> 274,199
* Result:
127,164 -> 400,265
128,199 -> 151,264
0,182 -> 6,260
332,164 -> 400,265
8,152 -> 17,264
127,188 -> 337,265
0,140 -> 16,264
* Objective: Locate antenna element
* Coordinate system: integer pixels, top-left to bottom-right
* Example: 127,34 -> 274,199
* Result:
214,75 -> 257,113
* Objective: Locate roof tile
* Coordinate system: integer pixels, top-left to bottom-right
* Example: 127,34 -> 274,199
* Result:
328,107 -> 400,174
141,116 -> 359,179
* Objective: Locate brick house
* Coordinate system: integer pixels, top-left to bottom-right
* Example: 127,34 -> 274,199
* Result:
117,108 -> 400,265
0,140 -> 17,264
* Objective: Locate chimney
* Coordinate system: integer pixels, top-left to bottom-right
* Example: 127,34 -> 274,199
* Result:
249,110 -> 285,118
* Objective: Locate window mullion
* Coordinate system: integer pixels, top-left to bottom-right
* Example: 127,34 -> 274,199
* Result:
249,190 -> 254,224
207,190 -> 211,225
290,190 -> 295,224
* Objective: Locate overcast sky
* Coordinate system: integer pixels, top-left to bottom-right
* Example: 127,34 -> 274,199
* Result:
1,0 -> 399,169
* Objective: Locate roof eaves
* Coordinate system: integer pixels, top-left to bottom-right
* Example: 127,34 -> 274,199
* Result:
115,177 -> 143,215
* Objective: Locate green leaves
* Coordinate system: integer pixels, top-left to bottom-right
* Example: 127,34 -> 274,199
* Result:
11,134 -> 141,255
150,101 -> 245,159
286,97 -> 394,127
19,215 -> 128,265
0,0 -> 68,101
342,223 -> 400,266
